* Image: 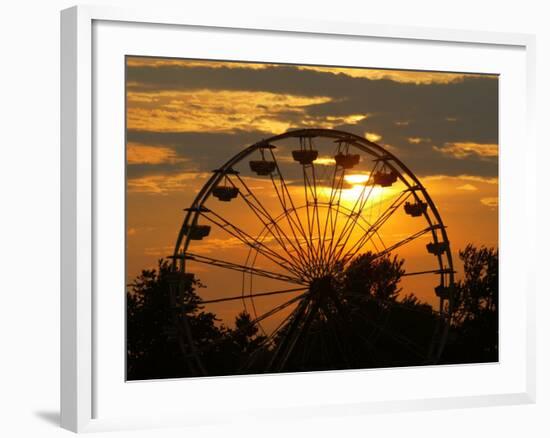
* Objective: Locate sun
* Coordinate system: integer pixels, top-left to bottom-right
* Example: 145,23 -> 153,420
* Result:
344,174 -> 370,185
316,173 -> 394,209
340,173 -> 392,206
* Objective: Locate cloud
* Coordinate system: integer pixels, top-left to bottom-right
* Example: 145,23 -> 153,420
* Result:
190,237 -> 252,254
127,142 -> 186,165
365,132 -> 382,142
126,130 -> 270,178
127,89 -> 334,134
456,184 -> 478,191
407,137 -> 430,144
143,245 -> 174,257
127,171 -> 211,194
296,66 -> 484,84
127,58 -> 271,70
127,57 -> 487,85
125,57 -> 499,182
423,174 -> 498,185
480,197 -> 498,208
436,142 -> 498,159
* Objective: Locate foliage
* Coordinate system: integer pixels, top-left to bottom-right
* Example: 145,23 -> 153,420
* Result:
344,252 -> 405,301
126,260 -> 265,379
441,244 -> 499,364
127,245 -> 499,379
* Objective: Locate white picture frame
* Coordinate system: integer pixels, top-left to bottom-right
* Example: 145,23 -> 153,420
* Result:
60,4 -> 536,433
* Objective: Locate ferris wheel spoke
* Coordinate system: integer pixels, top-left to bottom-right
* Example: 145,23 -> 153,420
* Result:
267,148 -> 320,269
273,299 -> 319,372
331,160 -> 405,264
309,159 -> 325,274
402,268 -> 455,277
302,165 -> 325,277
318,161 -> 341,272
326,160 -> 381,265
250,292 -> 308,327
256,301 -> 298,344
176,252 -> 306,285
338,187 -> 408,256
200,209 -> 308,279
200,286 -> 308,305
366,229 -> 386,256
301,166 -> 316,271
339,189 -> 413,265
323,167 -> 347,267
296,135 -> 324,269
239,308 -> 297,372
324,140 -> 351,253
227,174 -> 310,270
373,225 -> 437,260
233,173 -> 311,264
190,292 -> 308,358
269,172 -> 317,272
267,296 -> 312,371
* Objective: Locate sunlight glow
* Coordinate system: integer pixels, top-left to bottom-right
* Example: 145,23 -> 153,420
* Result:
344,174 -> 371,185
313,156 -> 336,165
338,184 -> 388,206
316,173 -> 394,207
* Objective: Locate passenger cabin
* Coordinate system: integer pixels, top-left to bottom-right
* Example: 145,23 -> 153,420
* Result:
373,170 -> 398,187
249,160 -> 276,176
212,186 -> 239,202
182,224 -> 211,240
166,271 -> 195,288
426,241 -> 448,255
292,149 -> 318,165
435,284 -> 452,299
334,152 -> 360,169
404,201 -> 428,217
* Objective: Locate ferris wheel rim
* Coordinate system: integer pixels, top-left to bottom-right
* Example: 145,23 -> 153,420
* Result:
170,128 -> 455,375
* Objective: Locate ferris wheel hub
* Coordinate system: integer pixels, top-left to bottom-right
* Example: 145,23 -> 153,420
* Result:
309,275 -> 337,300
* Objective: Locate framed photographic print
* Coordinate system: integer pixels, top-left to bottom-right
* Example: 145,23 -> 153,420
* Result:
61,5 -> 536,433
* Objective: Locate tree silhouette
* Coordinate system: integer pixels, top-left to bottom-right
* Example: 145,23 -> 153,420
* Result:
126,245 -> 499,379
441,244 -> 498,364
344,252 -> 405,301
126,260 -> 224,380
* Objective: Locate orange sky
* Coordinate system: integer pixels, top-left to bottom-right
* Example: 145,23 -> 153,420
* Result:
126,56 -> 498,329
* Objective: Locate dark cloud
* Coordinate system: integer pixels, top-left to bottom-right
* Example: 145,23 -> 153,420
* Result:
331,117 -> 497,178
126,130 -> 268,179
126,61 -> 498,180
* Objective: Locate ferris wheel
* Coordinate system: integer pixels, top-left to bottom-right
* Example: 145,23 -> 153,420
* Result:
168,128 -> 454,376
